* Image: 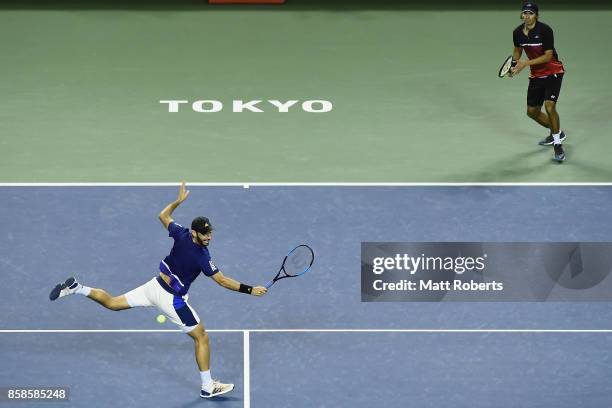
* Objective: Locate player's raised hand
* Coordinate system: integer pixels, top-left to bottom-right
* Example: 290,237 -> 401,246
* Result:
177,180 -> 190,203
251,286 -> 267,296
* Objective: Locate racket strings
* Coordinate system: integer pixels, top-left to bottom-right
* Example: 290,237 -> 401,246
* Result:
284,246 -> 314,276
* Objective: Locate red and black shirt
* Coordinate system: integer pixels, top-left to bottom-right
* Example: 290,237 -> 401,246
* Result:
513,21 -> 564,78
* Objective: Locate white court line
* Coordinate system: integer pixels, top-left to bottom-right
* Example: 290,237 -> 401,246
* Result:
1,182 -> 612,187
244,331 -> 250,408
2,329 -> 612,333
0,329 -> 231,333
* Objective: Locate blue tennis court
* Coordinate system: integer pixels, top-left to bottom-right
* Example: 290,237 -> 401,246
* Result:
2,185 -> 612,407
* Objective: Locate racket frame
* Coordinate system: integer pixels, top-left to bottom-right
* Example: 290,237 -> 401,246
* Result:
265,245 -> 314,289
498,55 -> 515,78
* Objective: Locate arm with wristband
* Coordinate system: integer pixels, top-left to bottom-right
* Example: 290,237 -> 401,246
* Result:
509,30 -> 522,78
211,272 -> 267,296
511,46 -> 522,76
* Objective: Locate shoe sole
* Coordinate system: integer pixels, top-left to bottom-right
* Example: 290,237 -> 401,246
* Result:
553,155 -> 566,163
49,277 -> 76,301
200,385 -> 235,399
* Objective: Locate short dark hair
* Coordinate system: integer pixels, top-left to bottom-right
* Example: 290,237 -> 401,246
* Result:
191,216 -> 213,234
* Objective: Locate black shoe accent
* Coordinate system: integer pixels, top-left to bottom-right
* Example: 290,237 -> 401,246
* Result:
49,277 -> 76,301
538,134 -> 554,146
553,144 -> 565,162
49,283 -> 64,301
66,277 -> 76,289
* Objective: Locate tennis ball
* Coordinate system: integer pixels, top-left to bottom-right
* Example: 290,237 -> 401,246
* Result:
156,314 -> 166,324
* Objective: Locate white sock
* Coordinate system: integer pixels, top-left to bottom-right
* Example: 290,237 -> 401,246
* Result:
200,370 -> 213,390
76,285 -> 91,296
552,131 -> 562,145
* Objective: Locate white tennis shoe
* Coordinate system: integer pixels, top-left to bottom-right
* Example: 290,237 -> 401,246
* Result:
200,380 -> 235,398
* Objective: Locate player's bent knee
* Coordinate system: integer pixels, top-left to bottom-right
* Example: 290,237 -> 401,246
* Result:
544,101 -> 556,113
189,324 -> 208,343
526,107 -> 540,118
196,329 -> 209,344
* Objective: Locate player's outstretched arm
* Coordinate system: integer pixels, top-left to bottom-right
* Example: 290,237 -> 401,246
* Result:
211,271 -> 267,296
159,180 -> 190,229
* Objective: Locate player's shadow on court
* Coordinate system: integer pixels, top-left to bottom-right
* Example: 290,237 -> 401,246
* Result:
459,144 -> 612,181
559,148 -> 612,179
178,395 -> 241,408
455,148 -> 550,181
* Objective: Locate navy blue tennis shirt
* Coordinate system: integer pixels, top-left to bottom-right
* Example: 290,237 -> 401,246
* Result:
159,222 -> 218,296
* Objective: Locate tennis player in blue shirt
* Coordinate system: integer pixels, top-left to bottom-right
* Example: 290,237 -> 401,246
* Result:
49,181 -> 267,398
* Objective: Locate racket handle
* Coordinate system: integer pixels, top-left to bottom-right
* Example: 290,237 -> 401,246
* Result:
265,280 -> 274,289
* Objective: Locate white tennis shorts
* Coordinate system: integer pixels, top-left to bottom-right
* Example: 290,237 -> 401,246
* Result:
124,277 -> 201,333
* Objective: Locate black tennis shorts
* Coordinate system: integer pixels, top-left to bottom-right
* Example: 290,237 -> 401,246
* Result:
527,73 -> 564,107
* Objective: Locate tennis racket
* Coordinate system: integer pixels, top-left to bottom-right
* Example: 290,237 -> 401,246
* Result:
498,55 -> 516,78
265,244 -> 314,289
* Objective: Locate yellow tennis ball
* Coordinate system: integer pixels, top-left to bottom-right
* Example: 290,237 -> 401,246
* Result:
156,314 -> 166,324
